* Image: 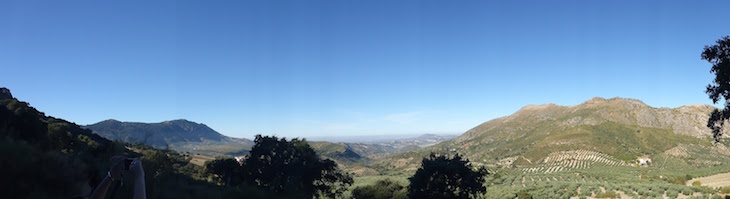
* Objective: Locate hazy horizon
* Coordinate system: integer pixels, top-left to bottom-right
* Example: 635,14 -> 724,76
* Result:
2,0 -> 729,138
73,96 -> 718,141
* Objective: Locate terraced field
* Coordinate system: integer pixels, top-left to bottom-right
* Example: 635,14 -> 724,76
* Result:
520,150 -> 626,174
487,165 -> 726,199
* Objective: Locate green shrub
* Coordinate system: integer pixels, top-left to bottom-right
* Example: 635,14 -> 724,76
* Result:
666,190 -> 679,199
692,181 -> 702,187
351,179 -> 407,199
680,187 -> 694,196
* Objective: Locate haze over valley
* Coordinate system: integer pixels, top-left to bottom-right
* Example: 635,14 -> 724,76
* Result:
3,0 -> 730,198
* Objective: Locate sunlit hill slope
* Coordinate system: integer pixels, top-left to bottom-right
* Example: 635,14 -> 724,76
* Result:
378,97 -> 724,172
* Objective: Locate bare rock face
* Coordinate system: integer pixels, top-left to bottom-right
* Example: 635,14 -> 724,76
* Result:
566,98 -> 714,137
0,87 -> 12,100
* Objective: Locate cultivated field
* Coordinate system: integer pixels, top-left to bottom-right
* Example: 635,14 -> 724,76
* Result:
687,172 -> 730,189
521,150 -> 626,174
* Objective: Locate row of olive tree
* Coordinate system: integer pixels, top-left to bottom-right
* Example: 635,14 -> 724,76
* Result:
205,135 -> 353,198
348,35 -> 730,199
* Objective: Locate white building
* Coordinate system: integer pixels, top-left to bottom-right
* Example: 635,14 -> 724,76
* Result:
637,157 -> 651,165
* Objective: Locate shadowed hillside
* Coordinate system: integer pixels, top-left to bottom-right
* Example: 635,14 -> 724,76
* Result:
0,88 -> 125,198
86,119 -> 253,156
0,87 -> 353,199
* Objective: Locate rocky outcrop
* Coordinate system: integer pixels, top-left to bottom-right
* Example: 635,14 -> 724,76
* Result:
0,87 -> 13,100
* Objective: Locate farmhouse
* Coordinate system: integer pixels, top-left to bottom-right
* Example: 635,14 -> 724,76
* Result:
637,157 -> 652,165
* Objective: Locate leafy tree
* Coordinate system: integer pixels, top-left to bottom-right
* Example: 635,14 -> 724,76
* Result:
205,158 -> 241,187
352,179 -> 407,199
408,153 -> 488,199
241,135 -> 353,198
702,36 -> 730,142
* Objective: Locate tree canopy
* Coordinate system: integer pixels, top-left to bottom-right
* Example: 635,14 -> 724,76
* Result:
205,158 -> 241,187
408,153 -> 488,199
242,135 -> 353,198
702,36 -> 730,142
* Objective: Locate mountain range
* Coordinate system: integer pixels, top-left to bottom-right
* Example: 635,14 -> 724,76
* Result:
84,119 -> 454,160
85,119 -> 254,156
376,97 -> 726,172
82,96 -> 727,176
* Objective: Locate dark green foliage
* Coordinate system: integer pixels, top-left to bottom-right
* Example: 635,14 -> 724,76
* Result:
0,137 -> 89,198
205,158 -> 241,186
0,88 -> 123,198
702,36 -> 730,142
352,179 -> 407,199
242,135 -> 353,198
408,153 -> 488,199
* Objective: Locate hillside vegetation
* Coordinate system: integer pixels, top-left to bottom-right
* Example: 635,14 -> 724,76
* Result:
0,88 -> 349,199
9,85 -> 730,198
359,97 -> 730,198
377,97 -> 715,172
85,119 -> 253,156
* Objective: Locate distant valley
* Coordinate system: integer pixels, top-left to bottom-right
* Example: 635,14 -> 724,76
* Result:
84,97 -> 728,175
84,119 -> 456,161
8,85 -> 730,198
307,133 -> 457,145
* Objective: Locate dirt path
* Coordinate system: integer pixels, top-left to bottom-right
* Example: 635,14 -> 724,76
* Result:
522,176 -> 526,188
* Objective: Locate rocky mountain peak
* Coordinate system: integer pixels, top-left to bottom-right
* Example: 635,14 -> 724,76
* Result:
0,87 -> 13,100
580,97 -> 647,107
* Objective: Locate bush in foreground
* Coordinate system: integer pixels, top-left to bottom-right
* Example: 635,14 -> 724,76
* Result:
352,179 -> 407,199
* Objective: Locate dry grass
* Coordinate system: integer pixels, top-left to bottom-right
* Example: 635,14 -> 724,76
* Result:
189,154 -> 215,166
687,172 -> 730,188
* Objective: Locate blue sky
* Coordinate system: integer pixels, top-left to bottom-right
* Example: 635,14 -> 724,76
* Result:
1,0 -> 729,139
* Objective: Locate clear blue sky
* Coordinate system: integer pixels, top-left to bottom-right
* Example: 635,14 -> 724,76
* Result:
1,0 -> 728,139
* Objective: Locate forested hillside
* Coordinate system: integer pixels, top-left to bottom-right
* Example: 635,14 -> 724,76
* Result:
0,87 -> 125,198
0,88 -> 351,199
